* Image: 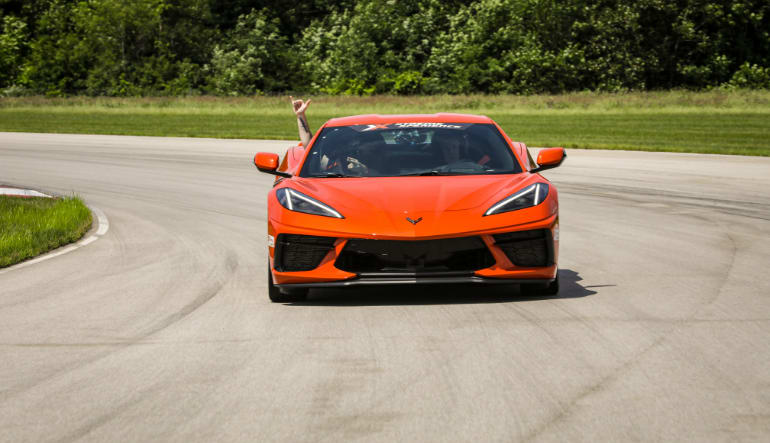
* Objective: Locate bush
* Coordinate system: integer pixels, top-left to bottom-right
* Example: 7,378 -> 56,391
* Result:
208,9 -> 293,95
0,15 -> 27,88
723,63 -> 770,89
297,0 -> 453,95
1,84 -> 34,97
18,0 -> 215,96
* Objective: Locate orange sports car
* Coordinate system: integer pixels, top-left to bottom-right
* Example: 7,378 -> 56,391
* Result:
254,114 -> 565,302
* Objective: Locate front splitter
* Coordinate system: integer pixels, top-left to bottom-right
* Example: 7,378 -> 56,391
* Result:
276,275 -> 555,288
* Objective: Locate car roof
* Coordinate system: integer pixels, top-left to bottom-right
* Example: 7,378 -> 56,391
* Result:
325,113 -> 495,127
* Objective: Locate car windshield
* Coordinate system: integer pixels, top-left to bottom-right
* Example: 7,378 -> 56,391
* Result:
299,123 -> 522,178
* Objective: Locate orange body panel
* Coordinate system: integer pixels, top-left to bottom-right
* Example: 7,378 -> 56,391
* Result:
260,113 -> 562,288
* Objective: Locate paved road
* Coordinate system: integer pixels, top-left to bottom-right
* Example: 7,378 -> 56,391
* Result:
1,132 -> 769,442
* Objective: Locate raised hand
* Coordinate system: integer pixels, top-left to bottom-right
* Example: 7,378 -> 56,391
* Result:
290,96 -> 312,116
290,96 -> 313,146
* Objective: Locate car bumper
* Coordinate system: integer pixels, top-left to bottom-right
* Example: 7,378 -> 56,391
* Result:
268,214 -> 559,287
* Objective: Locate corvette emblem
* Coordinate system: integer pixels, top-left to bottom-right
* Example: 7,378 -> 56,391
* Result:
406,216 -> 423,225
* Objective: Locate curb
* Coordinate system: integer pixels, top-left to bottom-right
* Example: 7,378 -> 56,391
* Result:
0,187 -> 110,275
0,186 -> 53,198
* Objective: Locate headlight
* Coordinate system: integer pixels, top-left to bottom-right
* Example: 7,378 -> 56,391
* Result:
484,183 -> 549,216
276,188 -> 344,219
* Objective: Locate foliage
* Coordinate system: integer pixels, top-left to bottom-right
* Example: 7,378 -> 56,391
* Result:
1,0 -> 768,95
723,62 -> 770,89
17,0 -> 90,95
15,0 -> 216,95
208,9 -> 293,95
425,0 -> 581,94
296,0 -> 461,95
0,14 -> 27,87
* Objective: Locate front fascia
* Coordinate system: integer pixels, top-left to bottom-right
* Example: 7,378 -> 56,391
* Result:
267,176 -> 557,240
267,193 -> 559,285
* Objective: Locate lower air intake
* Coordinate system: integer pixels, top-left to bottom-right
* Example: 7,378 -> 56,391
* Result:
335,236 -> 495,274
493,229 -> 553,267
274,234 -> 336,272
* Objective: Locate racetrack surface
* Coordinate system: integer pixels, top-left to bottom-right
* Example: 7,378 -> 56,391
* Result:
1,132 -> 769,442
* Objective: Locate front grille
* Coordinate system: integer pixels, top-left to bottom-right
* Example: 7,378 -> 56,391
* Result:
274,234 -> 336,271
335,237 -> 495,274
493,229 -> 553,267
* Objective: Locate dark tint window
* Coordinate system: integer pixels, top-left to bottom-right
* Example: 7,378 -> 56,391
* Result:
299,123 -> 521,177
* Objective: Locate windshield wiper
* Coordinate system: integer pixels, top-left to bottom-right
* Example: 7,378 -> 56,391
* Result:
399,170 -> 455,176
307,172 -> 350,178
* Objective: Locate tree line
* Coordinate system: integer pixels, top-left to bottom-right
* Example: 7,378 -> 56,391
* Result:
1,0 -> 768,96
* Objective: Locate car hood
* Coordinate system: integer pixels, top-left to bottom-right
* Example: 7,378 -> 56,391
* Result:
283,174 -> 543,238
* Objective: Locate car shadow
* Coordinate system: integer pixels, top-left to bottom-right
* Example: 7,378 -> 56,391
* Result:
286,268 -> 605,307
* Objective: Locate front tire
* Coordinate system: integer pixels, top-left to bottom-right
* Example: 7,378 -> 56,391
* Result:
268,265 -> 309,303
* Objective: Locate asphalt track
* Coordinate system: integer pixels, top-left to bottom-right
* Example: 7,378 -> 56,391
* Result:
1,132 -> 769,442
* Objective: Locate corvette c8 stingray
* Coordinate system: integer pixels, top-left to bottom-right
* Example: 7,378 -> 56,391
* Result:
254,113 -> 565,302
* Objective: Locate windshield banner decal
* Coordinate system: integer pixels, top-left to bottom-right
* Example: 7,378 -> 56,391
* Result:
351,123 -> 473,132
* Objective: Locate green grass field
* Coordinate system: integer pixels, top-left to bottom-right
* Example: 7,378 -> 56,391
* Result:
0,196 -> 92,268
1,91 -> 769,155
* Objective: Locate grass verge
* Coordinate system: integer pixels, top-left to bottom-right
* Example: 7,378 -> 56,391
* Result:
0,196 -> 93,268
1,90 -> 769,156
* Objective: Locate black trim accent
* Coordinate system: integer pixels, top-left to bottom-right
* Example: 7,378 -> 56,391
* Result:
254,160 -> 291,178
257,166 -> 292,178
493,229 -> 554,267
274,234 -> 336,272
357,271 -> 474,278
335,236 -> 495,274
276,276 -> 555,289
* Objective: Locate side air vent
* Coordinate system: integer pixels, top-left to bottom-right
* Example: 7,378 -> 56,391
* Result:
492,229 -> 553,267
274,234 -> 336,271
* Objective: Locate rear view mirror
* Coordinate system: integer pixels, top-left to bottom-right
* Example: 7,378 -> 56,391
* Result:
254,152 -> 291,177
531,147 -> 566,173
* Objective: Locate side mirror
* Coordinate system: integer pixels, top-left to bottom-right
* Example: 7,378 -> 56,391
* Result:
254,152 -> 291,178
531,147 -> 566,173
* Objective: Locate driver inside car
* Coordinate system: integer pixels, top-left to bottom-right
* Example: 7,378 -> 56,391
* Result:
292,96 -> 381,176
432,130 -> 485,171
339,133 -> 383,175
320,132 -> 383,176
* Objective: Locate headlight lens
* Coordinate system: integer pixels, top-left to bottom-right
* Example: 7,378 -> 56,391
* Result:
276,188 -> 344,219
484,183 -> 549,216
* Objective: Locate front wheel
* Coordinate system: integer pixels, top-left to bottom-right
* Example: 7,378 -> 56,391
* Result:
268,266 -> 309,303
